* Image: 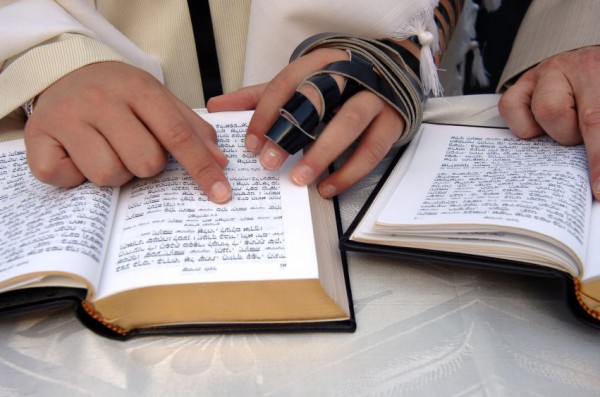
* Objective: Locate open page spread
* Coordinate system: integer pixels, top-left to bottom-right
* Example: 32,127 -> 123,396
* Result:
0,140 -> 119,292
97,111 -> 319,299
352,123 -> 593,278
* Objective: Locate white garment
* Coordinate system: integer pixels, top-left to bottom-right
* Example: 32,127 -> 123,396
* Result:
242,0 -> 439,86
0,0 -> 163,82
0,0 -> 443,91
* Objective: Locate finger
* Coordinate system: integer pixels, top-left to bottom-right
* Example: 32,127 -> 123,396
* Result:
317,105 -> 403,197
297,74 -> 346,119
258,139 -> 290,171
173,99 -> 229,169
246,48 -> 348,154
498,71 -> 545,139
68,127 -> 134,187
132,86 -> 232,204
26,120 -> 133,187
566,49 -> 600,199
257,70 -> 347,171
530,68 -> 580,145
92,104 -> 169,178
582,106 -> 600,199
24,125 -> 86,188
206,83 -> 267,112
288,91 -> 386,187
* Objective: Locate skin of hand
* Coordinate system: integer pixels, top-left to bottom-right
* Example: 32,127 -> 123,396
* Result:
24,61 -> 232,203
207,48 -> 405,199
498,46 -> 600,200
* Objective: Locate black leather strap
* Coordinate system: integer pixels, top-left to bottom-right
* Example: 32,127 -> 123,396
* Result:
281,91 -> 320,133
304,74 -> 341,121
323,58 -> 409,121
267,32 -> 427,154
266,92 -> 321,154
379,39 -> 420,82
437,3 -> 452,27
265,117 -> 317,155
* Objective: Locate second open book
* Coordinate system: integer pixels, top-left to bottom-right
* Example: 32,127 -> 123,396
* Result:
342,122 -> 600,324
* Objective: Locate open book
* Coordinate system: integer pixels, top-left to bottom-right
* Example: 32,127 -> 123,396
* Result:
0,111 -> 355,339
342,122 -> 600,325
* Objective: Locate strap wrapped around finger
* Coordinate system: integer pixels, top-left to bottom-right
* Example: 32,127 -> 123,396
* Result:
290,34 -> 427,147
266,36 -> 425,154
266,74 -> 341,154
265,92 -> 320,154
266,0 -> 464,155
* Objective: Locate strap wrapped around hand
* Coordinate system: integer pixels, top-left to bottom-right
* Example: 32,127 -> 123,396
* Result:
266,1 -> 463,154
266,34 -> 425,154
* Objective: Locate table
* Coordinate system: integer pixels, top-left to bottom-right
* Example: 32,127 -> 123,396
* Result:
2,95 -> 599,396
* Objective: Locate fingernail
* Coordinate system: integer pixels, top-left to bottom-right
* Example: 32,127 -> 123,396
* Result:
291,165 -> 314,185
246,135 -> 260,153
319,184 -> 337,198
261,148 -> 283,170
210,181 -> 231,203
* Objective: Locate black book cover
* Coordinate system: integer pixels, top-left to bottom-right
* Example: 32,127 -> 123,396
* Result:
340,129 -> 600,328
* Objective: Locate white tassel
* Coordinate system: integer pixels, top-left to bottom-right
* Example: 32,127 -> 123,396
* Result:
418,31 -> 443,97
482,0 -> 502,12
474,0 -> 502,87
390,2 -> 443,97
464,0 -> 479,38
440,0 -> 492,93
469,40 -> 490,87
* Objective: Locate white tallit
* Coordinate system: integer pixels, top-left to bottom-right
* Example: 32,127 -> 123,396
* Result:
0,0 -> 500,96
242,0 -> 439,89
0,0 -> 495,96
0,0 -> 163,82
243,0 -> 502,94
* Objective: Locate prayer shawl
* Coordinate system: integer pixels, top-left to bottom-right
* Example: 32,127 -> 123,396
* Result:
242,0 -> 440,88
0,0 -> 494,96
0,0 -> 163,82
0,0 -> 474,92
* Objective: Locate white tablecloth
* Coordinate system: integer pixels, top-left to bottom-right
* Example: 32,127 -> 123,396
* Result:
2,95 -> 599,396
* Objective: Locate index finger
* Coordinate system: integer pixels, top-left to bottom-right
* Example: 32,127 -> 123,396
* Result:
132,87 -> 232,203
567,50 -> 600,200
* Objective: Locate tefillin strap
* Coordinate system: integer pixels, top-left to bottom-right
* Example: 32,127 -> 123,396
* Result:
264,0 -> 465,155
265,33 -> 425,154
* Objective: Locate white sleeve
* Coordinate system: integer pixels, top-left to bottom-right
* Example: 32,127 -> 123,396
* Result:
0,0 -> 162,81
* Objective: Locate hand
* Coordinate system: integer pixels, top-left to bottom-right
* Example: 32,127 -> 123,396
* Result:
498,46 -> 600,200
207,48 -> 405,198
24,62 -> 232,203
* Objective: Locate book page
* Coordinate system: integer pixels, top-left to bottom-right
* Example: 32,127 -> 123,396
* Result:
362,124 -> 592,276
0,140 -> 119,292
97,111 -> 319,299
